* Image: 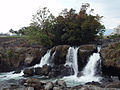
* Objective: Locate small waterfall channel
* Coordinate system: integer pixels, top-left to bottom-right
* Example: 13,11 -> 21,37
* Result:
65,47 -> 79,76
63,46 -> 102,86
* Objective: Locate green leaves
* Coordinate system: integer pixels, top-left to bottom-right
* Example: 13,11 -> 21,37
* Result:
25,4 -> 105,47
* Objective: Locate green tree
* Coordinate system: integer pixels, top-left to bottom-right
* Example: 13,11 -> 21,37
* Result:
26,7 -> 55,47
26,4 -> 105,47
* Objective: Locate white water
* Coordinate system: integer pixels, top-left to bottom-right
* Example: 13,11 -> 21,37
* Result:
34,50 -> 51,68
65,47 -> 79,76
78,53 -> 101,82
0,70 -> 24,81
63,47 -> 102,86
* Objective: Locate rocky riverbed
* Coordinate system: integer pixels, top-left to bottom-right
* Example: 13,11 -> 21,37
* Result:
1,77 -> 120,90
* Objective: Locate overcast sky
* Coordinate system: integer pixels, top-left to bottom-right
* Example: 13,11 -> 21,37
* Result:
0,0 -> 120,33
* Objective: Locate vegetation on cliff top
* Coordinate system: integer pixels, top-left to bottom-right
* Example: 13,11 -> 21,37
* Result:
10,3 -> 105,47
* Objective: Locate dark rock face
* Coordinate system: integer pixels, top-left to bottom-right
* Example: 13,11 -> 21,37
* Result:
78,44 -> 97,71
100,42 -> 120,78
51,45 -> 70,65
34,67 -> 42,75
33,64 -> 73,78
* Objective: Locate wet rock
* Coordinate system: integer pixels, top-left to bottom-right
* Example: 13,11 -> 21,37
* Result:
41,64 -> 51,76
85,81 -> 102,87
34,67 -> 42,75
51,45 -> 70,65
105,81 -> 120,88
55,80 -> 67,88
78,44 -> 97,71
53,87 -> 62,90
25,78 -> 43,89
13,69 -> 21,74
100,76 -> 113,84
23,68 -> 34,77
44,82 -> 54,90
70,85 -> 83,90
18,79 -> 26,85
26,87 -> 34,90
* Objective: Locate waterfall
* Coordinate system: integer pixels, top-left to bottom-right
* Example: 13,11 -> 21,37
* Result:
79,52 -> 101,82
65,47 -> 79,76
34,49 -> 56,68
63,46 -> 102,86
34,50 -> 51,68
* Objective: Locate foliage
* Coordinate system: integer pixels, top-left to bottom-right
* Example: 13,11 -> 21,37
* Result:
107,34 -> 120,39
8,49 -> 14,57
24,4 -> 105,47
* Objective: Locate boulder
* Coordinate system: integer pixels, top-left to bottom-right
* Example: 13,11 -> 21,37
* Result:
48,65 -> 74,78
18,79 -> 26,85
23,68 -> 34,77
55,80 -> 67,88
34,67 -> 42,75
105,82 -> 120,88
44,82 -> 54,90
27,87 -> 34,90
25,78 -> 44,90
53,87 -> 62,90
41,64 -> 51,76
13,69 -> 21,74
78,44 -> 97,71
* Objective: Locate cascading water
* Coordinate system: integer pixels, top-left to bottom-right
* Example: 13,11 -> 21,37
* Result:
0,46 -> 102,87
34,50 -> 51,68
63,46 -> 102,86
78,52 -> 101,83
65,47 -> 79,76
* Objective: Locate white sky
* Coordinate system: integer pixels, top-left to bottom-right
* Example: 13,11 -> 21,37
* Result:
0,0 -> 120,33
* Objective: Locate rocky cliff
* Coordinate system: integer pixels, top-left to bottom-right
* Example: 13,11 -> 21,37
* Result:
100,42 -> 120,79
0,37 -> 47,72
